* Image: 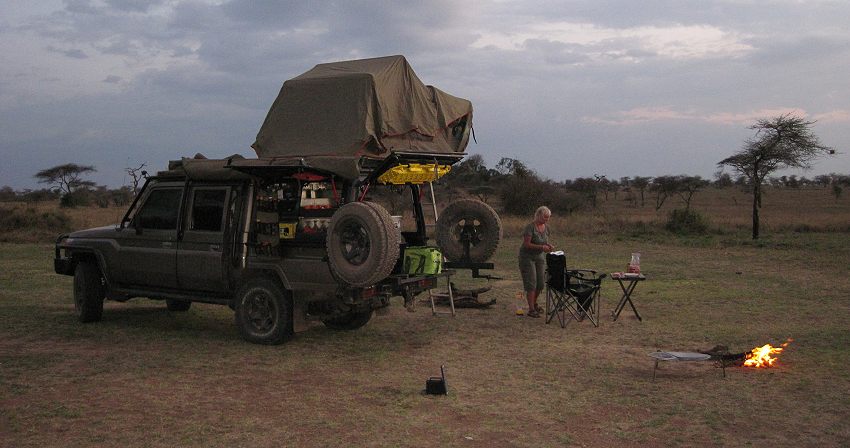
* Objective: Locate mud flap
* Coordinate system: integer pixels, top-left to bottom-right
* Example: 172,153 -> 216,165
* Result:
291,293 -> 309,333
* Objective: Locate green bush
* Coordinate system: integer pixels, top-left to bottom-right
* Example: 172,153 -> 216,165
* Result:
0,207 -> 71,232
60,190 -> 91,208
665,208 -> 708,235
499,177 -> 584,216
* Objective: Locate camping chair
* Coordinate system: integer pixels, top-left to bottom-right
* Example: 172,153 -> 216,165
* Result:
545,253 -> 606,328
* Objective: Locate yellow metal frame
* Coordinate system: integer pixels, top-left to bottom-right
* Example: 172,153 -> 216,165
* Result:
377,163 -> 451,185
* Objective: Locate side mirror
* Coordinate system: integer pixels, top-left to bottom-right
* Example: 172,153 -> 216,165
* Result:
133,220 -> 143,235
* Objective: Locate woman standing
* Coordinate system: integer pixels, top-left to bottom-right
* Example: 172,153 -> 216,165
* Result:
518,206 -> 554,318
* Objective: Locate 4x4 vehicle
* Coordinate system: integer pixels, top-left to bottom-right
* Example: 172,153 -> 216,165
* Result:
54,55 -> 502,344
54,152 -> 502,344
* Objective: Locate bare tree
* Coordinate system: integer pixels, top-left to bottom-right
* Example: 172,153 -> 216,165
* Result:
719,114 -> 834,239
125,163 -> 147,195
34,163 -> 96,195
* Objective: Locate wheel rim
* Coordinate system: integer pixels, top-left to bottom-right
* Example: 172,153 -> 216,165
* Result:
245,291 -> 277,334
451,218 -> 483,246
338,219 -> 371,266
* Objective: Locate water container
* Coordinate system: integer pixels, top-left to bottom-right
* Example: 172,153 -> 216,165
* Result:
515,291 -> 526,315
628,252 -> 641,274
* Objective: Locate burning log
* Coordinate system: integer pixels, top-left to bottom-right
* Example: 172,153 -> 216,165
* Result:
743,339 -> 792,368
699,339 -> 792,369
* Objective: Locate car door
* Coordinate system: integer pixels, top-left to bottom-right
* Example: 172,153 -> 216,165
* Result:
176,185 -> 230,292
114,184 -> 183,289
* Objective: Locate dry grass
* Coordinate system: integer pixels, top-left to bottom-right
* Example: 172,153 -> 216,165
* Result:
2,222 -> 850,446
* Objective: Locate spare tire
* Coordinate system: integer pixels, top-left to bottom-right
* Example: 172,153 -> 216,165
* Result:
327,201 -> 400,287
436,199 -> 502,263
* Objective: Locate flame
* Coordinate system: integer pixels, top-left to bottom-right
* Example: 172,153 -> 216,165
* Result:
743,339 -> 792,368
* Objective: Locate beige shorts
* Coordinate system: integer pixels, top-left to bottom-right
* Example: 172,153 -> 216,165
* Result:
518,256 -> 546,292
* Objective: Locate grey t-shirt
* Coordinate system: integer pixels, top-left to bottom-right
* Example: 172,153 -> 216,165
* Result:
519,223 -> 550,260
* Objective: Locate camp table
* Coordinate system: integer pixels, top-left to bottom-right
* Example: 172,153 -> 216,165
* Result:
610,273 -> 646,321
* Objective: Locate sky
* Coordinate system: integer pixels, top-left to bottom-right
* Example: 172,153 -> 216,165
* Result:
2,0 -> 849,190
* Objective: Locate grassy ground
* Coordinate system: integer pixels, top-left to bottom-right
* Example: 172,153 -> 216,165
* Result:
2,227 -> 849,446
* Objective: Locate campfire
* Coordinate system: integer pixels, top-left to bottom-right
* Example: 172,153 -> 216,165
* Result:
743,339 -> 792,368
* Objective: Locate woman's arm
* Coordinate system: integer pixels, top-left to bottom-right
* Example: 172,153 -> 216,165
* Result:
523,234 -> 553,252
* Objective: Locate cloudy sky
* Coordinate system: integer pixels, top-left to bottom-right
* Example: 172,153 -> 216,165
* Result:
2,0 -> 848,189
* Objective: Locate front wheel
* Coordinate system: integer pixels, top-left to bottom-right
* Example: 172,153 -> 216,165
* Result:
74,261 -> 105,323
234,279 -> 292,345
322,310 -> 373,331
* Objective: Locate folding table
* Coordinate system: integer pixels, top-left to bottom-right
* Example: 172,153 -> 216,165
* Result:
610,273 -> 646,321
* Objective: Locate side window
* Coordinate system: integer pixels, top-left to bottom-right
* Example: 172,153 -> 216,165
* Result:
136,188 -> 182,230
190,188 -> 227,232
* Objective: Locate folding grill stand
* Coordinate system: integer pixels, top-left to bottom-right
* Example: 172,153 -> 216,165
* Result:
428,271 -> 456,316
649,351 -> 715,380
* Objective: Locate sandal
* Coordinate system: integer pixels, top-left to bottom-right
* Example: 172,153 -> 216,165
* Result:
527,310 -> 541,318
534,304 -> 544,313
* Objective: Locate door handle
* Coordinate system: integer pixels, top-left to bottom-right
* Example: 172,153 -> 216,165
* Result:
210,244 -> 221,252
162,242 -> 173,248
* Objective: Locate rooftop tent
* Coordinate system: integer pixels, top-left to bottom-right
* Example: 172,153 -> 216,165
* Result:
252,55 -> 473,159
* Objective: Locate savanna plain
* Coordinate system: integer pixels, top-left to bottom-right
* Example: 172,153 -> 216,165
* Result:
1,187 -> 849,447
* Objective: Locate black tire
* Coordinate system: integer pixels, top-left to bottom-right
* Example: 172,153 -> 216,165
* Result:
322,310 -> 373,331
326,201 -> 400,287
74,261 -> 104,323
436,199 -> 502,263
234,279 -> 292,345
166,299 -> 192,312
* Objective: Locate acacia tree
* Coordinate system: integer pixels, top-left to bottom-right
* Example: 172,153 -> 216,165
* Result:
631,176 -> 651,206
676,175 -> 709,211
719,114 -> 833,239
34,163 -> 96,195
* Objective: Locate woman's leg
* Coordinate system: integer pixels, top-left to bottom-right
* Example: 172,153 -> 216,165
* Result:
519,257 -> 538,314
532,258 -> 546,312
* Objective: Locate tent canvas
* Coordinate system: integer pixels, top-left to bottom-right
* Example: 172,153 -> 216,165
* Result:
252,55 -> 473,160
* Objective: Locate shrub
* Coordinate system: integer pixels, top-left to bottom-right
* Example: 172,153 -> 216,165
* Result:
665,208 -> 708,235
0,206 -> 71,232
60,190 -> 91,208
499,177 -> 585,216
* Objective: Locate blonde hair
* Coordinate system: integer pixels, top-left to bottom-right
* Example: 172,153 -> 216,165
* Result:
534,206 -> 551,220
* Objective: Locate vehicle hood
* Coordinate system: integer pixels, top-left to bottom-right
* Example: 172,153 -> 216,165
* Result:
68,225 -> 121,239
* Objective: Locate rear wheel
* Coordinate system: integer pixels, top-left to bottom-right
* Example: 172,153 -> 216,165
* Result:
436,199 -> 502,263
322,310 -> 373,331
326,201 -> 400,287
74,261 -> 105,323
234,279 -> 292,345
166,299 -> 191,312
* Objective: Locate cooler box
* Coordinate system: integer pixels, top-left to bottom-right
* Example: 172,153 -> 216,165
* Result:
403,247 -> 442,275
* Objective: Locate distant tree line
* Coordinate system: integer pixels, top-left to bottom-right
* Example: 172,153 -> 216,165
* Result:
440,154 -> 848,215
1,162 -> 137,208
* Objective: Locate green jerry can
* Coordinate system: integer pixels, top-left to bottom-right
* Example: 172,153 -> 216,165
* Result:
403,246 -> 443,275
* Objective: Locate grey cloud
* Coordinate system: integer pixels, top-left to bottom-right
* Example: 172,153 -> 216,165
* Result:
105,0 -> 164,13
523,39 -> 591,65
4,0 -> 850,190
747,35 -> 850,66
63,0 -> 98,15
46,45 -> 88,59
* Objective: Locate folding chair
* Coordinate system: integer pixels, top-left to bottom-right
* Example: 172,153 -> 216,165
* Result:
545,253 -> 606,328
